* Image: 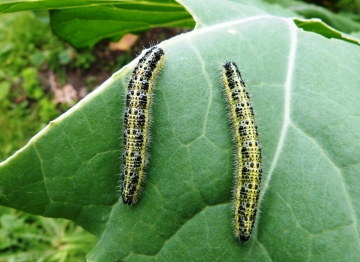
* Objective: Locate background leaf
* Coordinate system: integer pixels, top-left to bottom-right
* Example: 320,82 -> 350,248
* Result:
294,18 -> 360,45
0,0 -> 179,13
1,0 -> 360,261
0,0 -> 123,14
264,0 -> 360,33
49,2 -> 194,48
0,0 -> 194,48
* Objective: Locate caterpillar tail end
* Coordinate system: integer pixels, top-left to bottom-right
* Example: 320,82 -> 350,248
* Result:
121,191 -> 137,206
239,234 -> 251,243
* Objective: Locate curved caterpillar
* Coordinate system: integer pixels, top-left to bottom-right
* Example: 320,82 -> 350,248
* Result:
221,62 -> 262,242
121,46 -> 165,205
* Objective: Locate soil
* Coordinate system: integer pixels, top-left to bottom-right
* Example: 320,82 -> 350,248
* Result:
62,27 -> 189,101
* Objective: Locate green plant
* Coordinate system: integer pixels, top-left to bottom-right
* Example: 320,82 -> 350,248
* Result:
0,10 -> 102,160
1,0 -> 360,261
338,0 -> 360,13
0,12 -> 59,73
0,82 -> 11,105
21,67 -> 44,99
264,0 -> 360,33
0,12 -> 59,160
0,10 -> 104,262
0,207 -> 96,262
38,98 -> 61,123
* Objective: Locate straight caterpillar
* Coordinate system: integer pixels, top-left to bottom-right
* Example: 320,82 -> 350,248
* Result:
121,46 -> 165,205
221,62 -> 262,242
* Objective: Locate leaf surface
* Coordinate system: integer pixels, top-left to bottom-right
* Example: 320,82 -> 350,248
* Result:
1,0 -> 360,261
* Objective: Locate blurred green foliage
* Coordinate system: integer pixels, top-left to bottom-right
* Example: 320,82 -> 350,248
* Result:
0,207 -> 97,262
0,11 -> 99,162
21,68 -> 44,99
0,11 -> 99,261
337,0 -> 360,13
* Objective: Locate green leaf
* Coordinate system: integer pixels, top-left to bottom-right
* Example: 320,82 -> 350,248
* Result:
1,0 -> 360,261
49,2 -> 194,48
0,0 -> 167,13
0,1 -> 194,48
291,4 -> 360,33
264,0 -> 360,33
294,18 -> 360,45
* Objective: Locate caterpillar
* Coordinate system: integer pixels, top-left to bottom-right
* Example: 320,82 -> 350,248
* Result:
121,46 -> 165,205
221,62 -> 262,242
